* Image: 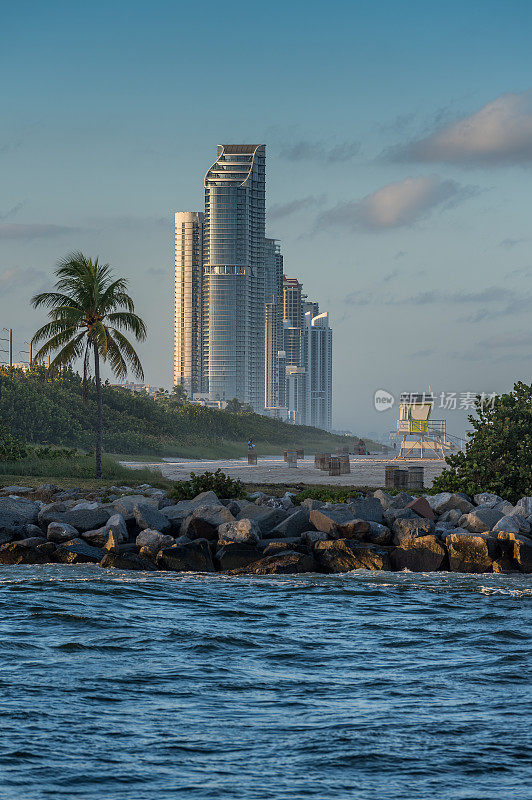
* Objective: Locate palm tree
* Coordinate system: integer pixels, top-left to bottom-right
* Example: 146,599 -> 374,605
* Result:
171,383 -> 187,407
31,251 -> 147,478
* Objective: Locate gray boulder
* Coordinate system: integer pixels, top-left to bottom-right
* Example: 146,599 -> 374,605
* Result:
55,538 -> 103,564
181,505 -> 235,541
112,494 -> 159,521
82,514 -> 128,547
0,514 -> 25,544
362,522 -> 393,546
270,507 -> 311,538
135,529 -> 175,555
493,501 -> 516,516
393,517 -> 435,545
218,518 -> 260,546
383,507 -> 417,529
0,485 -> 34,495
515,497 -> 532,517
189,491 -> 220,508
100,552 -> 157,571
430,493 -> 473,515
47,522 -> 79,543
229,550 -> 316,575
301,530 -> 329,546
492,516 -> 521,534
0,496 -> 40,524
473,492 -> 503,507
372,489 -> 395,510
309,505 -> 355,535
236,504 -> 287,535
215,543 -> 262,571
446,533 -> 498,573
38,504 -> 111,533
160,500 -> 195,533
389,492 -> 415,509
134,503 -> 171,533
347,497 -> 384,524
505,513 -> 531,535
460,507 -> 504,533
512,538 -> 532,572
0,540 -> 49,565
314,539 -> 390,573
438,508 -> 463,526
157,539 -> 215,572
391,535 -> 447,572
299,498 -> 325,511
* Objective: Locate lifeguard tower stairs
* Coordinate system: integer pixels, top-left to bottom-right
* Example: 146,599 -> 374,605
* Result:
395,392 -> 450,460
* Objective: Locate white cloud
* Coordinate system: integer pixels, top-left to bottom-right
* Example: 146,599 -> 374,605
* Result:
317,175 -> 476,231
387,91 -> 532,166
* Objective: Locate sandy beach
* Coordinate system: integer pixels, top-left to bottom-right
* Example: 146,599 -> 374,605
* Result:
122,454 -> 447,488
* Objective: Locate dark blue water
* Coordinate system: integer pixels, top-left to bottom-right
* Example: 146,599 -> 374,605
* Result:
0,566 -> 530,800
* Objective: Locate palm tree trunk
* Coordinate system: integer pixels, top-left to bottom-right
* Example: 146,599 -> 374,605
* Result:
93,341 -> 103,479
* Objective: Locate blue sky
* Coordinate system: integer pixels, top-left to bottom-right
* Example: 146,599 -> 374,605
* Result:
1,0 -> 531,437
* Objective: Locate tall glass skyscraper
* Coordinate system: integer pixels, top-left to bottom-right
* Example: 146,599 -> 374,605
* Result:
173,211 -> 204,396
203,144 -> 266,410
173,143 -> 333,428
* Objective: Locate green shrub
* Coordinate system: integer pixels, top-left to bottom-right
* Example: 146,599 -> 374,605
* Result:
432,381 -> 532,503
0,425 -> 28,461
168,469 -> 245,501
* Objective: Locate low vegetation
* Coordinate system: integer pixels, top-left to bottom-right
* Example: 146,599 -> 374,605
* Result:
433,381 -> 532,503
0,366 -> 379,459
168,469 -> 245,501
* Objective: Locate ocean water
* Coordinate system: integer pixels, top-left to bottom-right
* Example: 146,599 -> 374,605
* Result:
0,566 -> 530,800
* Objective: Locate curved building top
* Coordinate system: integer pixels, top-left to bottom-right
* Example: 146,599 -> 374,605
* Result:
205,144 -> 265,188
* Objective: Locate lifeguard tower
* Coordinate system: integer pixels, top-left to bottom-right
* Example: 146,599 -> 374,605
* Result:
395,392 -> 448,459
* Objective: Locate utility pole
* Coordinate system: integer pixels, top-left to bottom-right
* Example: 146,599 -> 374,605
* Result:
20,340 -> 33,367
0,328 -> 12,367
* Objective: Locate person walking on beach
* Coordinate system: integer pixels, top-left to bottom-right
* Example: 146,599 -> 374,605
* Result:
248,438 -> 255,451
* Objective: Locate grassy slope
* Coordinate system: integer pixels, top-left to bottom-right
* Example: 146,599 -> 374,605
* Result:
0,367 -> 385,459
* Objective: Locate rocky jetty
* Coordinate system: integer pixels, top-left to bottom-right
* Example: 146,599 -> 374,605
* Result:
0,483 -> 531,575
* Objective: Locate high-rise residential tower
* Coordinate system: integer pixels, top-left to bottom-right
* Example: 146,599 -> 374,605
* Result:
173,144 -> 333,428
304,311 -> 333,430
173,211 -> 204,396
203,144 -> 266,410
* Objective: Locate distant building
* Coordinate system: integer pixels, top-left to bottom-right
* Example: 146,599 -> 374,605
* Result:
172,145 -> 333,428
203,144 -> 266,411
283,276 -> 303,327
304,311 -> 333,430
113,381 -> 158,398
174,211 -> 204,395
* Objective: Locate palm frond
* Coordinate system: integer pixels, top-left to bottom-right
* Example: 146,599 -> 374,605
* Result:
34,333 -> 85,374
99,280 -> 132,313
47,332 -> 86,375
32,326 -> 80,363
105,312 -> 147,340
31,320 -> 78,345
105,334 -> 128,380
108,328 -> 144,380
31,291 -> 81,311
